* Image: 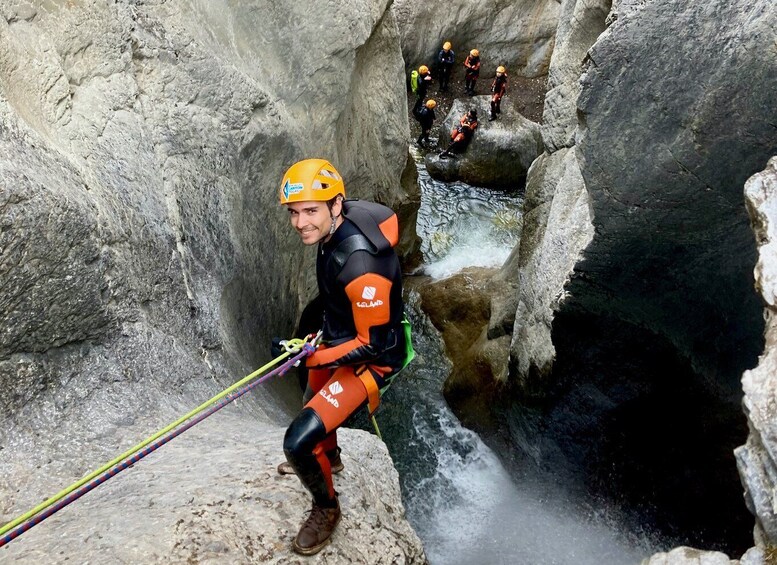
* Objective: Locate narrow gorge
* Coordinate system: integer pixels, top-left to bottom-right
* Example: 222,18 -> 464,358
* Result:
1,0 -> 776,564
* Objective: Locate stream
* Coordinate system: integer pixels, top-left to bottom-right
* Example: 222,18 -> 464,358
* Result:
378,153 -> 664,564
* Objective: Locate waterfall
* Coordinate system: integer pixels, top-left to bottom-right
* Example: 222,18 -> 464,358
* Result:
375,155 -> 664,564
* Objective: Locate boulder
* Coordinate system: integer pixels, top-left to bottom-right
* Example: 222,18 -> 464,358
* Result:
424,96 -> 542,188
415,268 -> 509,428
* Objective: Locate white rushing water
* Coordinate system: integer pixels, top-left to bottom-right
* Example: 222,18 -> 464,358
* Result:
385,155 -> 662,564
413,154 -> 522,279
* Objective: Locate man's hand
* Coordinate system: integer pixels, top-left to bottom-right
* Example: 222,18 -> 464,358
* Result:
271,337 -> 286,359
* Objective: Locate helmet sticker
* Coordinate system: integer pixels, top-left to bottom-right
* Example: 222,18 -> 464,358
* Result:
282,179 -> 304,199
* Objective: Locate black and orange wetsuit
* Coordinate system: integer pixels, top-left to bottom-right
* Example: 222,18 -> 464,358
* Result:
283,199 -> 406,508
490,74 -> 508,119
464,55 -> 481,94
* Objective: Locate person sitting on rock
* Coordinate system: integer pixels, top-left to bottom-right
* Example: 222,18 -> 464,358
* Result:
463,49 -> 481,95
413,65 -> 433,113
436,41 -> 455,93
490,66 -> 507,121
413,98 -> 437,147
276,159 -> 409,556
440,109 -> 479,158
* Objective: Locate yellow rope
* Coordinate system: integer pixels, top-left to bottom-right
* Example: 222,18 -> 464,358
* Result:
0,336 -> 314,537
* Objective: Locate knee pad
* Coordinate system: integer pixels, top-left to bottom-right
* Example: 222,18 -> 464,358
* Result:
283,407 -> 327,461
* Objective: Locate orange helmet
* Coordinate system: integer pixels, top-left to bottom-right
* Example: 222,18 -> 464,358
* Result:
470,49 -> 479,57
496,65 -> 506,74
443,41 -> 452,50
279,159 -> 345,205
426,99 -> 437,109
419,65 -> 429,75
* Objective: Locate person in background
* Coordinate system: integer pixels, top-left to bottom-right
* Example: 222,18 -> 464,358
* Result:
276,159 -> 408,556
436,41 -> 455,93
439,108 -> 479,159
463,48 -> 481,95
413,65 -> 433,113
413,98 -> 437,147
490,65 -> 508,121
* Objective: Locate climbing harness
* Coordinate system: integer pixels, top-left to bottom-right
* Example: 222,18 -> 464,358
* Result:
0,333 -> 321,548
367,316 -> 416,440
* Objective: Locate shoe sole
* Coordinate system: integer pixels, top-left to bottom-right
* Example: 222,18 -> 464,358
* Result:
292,512 -> 342,556
278,462 -> 345,475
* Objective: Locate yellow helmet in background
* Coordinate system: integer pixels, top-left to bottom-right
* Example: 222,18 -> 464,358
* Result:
443,41 -> 452,50
470,49 -> 479,57
426,99 -> 437,109
496,66 -> 506,74
279,159 -> 345,205
419,65 -> 429,75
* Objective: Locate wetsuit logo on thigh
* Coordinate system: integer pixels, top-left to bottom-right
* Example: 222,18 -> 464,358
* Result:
319,381 -> 342,408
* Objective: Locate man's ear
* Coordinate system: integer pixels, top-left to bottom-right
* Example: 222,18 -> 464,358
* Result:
331,195 -> 344,217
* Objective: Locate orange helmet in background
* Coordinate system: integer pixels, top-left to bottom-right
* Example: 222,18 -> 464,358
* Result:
470,49 -> 479,57
419,65 -> 429,75
443,41 -> 452,50
496,66 -> 506,74
279,159 -> 345,205
426,99 -> 437,109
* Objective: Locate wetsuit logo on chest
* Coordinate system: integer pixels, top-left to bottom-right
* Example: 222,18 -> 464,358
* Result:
319,380 -> 342,408
357,286 -> 384,308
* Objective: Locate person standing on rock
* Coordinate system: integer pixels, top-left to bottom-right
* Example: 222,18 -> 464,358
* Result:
463,49 -> 481,95
440,108 -> 479,158
436,41 -> 455,92
413,98 -> 437,147
413,65 -> 433,113
489,66 -> 508,121
276,158 -> 409,556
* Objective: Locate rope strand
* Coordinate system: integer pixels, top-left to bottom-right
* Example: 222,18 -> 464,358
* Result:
0,337 -> 317,548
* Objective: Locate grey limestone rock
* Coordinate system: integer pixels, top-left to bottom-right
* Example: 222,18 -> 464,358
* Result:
737,157 -> 777,549
0,419 -> 426,563
541,0 -> 612,151
640,546 -> 736,565
570,0 -> 777,390
391,0 -> 560,78
507,148 -> 594,392
0,0 -> 422,558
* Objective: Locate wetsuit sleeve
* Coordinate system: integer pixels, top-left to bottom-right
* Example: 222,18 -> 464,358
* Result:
306,270 -> 393,368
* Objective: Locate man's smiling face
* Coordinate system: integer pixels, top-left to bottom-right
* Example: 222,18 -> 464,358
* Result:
286,200 -> 336,245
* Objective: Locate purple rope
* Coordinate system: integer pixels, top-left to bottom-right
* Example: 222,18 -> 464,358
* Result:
0,344 -> 314,549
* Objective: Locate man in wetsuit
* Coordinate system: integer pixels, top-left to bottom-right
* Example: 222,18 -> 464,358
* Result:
277,158 -> 407,555
490,66 -> 508,121
463,48 -> 481,95
413,98 -> 437,147
436,41 -> 455,92
439,109 -> 479,159
413,64 -> 433,113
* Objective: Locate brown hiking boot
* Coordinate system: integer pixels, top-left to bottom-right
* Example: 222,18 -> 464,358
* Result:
292,500 -> 341,555
277,448 -> 344,476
